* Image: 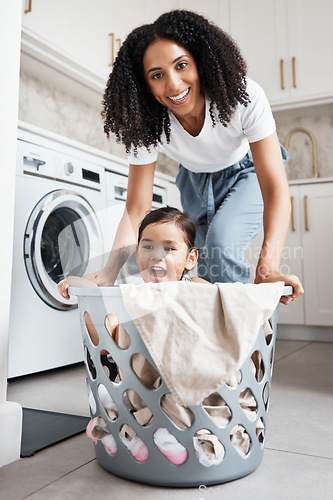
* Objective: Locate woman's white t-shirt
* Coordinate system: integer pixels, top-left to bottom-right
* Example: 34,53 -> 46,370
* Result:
127,77 -> 276,173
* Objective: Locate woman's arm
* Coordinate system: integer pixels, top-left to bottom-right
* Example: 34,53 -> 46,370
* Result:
250,132 -> 304,303
58,162 -> 156,298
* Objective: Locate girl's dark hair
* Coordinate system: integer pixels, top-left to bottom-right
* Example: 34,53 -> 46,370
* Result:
102,9 -> 249,153
137,206 -> 197,251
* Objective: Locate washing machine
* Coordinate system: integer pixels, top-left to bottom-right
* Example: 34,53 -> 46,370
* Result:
8,133 -> 107,378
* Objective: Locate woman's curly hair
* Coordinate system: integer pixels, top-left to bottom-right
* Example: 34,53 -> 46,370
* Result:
102,9 -> 250,153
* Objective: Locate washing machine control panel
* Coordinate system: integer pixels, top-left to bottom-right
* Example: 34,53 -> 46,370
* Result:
17,139 -> 105,192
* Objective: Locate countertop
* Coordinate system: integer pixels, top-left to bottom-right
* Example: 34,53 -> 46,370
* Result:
288,177 -> 333,185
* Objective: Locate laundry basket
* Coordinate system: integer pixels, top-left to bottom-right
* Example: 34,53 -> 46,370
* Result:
69,285 -> 291,488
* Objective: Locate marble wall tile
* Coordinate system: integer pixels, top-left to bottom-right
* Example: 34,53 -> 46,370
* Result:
274,104 -> 333,180
19,69 -> 332,180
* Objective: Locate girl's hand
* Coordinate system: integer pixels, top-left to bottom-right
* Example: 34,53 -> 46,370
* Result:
57,269 -> 113,300
255,272 -> 304,305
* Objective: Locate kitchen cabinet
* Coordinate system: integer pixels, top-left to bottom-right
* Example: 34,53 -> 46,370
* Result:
278,181 -> 333,326
21,0 -> 230,92
229,0 -> 333,109
21,0 -> 115,82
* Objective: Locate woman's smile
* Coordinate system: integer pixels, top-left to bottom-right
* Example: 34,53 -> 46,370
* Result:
168,88 -> 190,103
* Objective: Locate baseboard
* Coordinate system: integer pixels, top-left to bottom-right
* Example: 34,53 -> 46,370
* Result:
277,324 -> 333,343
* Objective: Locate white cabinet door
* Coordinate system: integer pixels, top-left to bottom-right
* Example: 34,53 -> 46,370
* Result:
229,0 -> 333,108
300,183 -> 333,325
229,0 -> 287,104
178,0 -> 230,32
279,182 -> 333,327
287,0 -> 333,102
278,185 -> 305,324
22,0 -> 114,80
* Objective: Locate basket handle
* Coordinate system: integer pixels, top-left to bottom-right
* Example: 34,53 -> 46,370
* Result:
282,285 -> 294,296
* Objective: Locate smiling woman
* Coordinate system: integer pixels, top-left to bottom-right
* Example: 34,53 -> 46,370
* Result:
58,9 -> 303,304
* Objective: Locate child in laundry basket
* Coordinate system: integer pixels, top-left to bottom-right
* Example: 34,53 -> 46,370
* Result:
86,207 -> 225,467
83,207 -> 265,467
60,207 -> 299,467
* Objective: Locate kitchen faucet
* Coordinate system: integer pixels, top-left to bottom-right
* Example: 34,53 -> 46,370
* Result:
284,127 -> 319,178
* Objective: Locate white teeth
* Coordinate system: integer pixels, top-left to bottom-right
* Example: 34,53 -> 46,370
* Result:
168,88 -> 189,102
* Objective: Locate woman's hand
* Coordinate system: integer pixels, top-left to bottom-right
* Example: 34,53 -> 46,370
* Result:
255,272 -> 304,305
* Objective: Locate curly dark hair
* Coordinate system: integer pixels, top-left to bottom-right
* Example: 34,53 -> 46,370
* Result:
102,9 -> 250,153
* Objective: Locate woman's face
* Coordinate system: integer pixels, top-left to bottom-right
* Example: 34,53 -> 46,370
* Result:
136,221 -> 197,283
143,38 -> 204,121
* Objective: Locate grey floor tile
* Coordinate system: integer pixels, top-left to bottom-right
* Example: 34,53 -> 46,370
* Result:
7,364 -> 90,416
0,433 -> 95,500
267,342 -> 333,458
274,339 -> 309,362
21,448 -> 333,500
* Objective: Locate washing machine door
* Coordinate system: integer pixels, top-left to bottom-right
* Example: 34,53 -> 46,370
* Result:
24,189 -> 104,310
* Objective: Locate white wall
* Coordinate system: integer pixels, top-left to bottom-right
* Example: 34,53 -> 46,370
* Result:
0,0 -> 23,467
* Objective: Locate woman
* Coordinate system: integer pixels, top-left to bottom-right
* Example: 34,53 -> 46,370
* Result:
59,9 -> 303,303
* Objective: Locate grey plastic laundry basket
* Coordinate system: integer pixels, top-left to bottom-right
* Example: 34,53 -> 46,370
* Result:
69,285 -> 292,488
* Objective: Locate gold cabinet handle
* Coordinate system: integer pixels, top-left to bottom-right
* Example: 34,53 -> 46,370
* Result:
304,195 -> 309,231
116,38 -> 122,52
25,0 -> 32,13
108,34 -> 121,66
280,59 -> 285,90
108,33 -> 114,67
291,196 -> 295,231
292,56 -> 297,88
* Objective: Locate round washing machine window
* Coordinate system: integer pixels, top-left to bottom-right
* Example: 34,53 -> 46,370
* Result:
24,189 -> 104,310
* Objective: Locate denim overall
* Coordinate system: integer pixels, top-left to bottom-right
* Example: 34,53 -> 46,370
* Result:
176,146 -> 289,283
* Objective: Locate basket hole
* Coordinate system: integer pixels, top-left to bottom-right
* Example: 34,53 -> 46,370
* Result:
239,388 -> 258,421
86,348 -> 96,380
230,425 -> 252,457
226,369 -> 242,387
85,312 -> 99,346
202,392 -> 232,428
97,384 -> 118,420
270,348 -> 274,370
256,417 -> 265,445
123,390 -> 154,426
250,350 -> 265,382
105,314 -> 131,350
153,428 -> 188,465
263,382 -> 270,411
100,352 -> 120,384
120,424 -> 149,462
87,417 -> 117,455
87,386 -> 96,414
193,429 -> 225,467
160,393 -> 194,429
265,319 -> 273,345
131,353 -> 162,390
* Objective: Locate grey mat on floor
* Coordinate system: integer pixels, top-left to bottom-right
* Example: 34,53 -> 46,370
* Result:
21,407 -> 90,457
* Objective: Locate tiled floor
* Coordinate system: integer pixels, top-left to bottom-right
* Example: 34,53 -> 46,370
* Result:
2,339 -> 333,500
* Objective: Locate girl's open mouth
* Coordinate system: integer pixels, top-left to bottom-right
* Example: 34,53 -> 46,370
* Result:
149,266 -> 167,278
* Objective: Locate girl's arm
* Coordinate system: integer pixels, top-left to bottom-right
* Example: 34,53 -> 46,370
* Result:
58,162 -> 156,298
250,132 -> 304,304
